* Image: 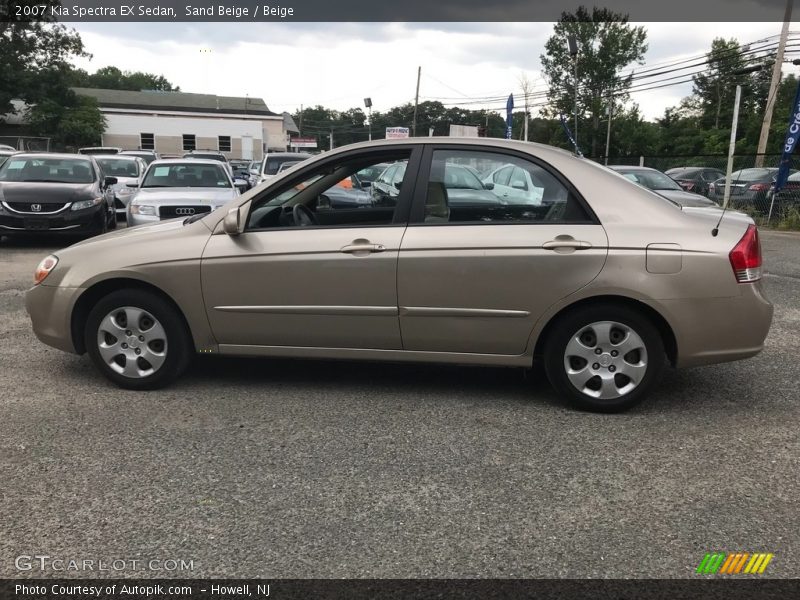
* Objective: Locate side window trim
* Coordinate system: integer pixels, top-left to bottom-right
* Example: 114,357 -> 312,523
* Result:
409,144 -> 600,226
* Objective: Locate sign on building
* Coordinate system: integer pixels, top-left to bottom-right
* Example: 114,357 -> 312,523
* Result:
385,127 -> 410,139
290,137 -> 318,149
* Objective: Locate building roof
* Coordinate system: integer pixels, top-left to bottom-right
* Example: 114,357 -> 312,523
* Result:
72,87 -> 278,117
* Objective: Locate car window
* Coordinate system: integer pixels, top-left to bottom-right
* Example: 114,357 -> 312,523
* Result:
0,157 -> 95,184
142,163 -> 231,188
96,157 -> 140,178
616,169 -> 682,191
421,149 -> 590,224
246,152 -> 412,230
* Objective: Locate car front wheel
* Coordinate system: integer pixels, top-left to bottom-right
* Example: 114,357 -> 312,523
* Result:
544,304 -> 666,412
84,289 -> 192,390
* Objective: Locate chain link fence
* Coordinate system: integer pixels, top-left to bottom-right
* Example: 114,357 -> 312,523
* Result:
600,154 -> 800,227
0,136 -> 51,152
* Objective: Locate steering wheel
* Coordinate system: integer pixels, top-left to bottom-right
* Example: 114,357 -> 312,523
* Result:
293,203 -> 317,227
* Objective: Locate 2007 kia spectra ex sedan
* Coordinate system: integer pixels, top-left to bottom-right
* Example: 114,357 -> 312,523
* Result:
25,139 -> 773,412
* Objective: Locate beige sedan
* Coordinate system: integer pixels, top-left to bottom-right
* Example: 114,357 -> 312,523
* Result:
26,139 -> 773,412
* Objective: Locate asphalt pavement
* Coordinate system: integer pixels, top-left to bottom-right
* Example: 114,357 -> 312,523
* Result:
0,229 -> 798,578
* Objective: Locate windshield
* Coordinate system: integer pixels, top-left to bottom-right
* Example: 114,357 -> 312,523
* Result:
96,157 -> 140,178
142,163 -> 231,188
618,169 -> 682,191
444,164 -> 485,190
0,157 -> 95,183
356,164 -> 389,183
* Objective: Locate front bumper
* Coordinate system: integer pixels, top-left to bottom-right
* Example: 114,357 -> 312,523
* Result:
0,204 -> 104,234
25,283 -> 85,354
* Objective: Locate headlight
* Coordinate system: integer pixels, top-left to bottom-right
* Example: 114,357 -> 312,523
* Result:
34,254 -> 58,285
117,186 -> 135,196
70,197 -> 103,211
130,204 -> 156,216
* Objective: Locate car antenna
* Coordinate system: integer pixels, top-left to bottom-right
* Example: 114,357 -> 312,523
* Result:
712,170 -> 743,237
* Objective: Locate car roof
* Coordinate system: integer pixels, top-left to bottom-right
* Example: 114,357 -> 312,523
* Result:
266,152 -> 313,158
94,154 -> 140,161
10,152 -> 93,160
608,165 -> 658,172
148,158 -> 225,166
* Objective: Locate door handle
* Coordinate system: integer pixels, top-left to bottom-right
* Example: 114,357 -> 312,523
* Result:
340,242 -> 386,254
542,237 -> 592,251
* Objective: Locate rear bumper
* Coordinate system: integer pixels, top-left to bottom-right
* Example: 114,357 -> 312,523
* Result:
666,282 -> 773,368
25,284 -> 85,354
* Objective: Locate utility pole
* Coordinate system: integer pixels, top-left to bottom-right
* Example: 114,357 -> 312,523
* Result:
329,126 -> 333,151
567,35 -> 580,154
755,0 -> 792,166
299,104 -> 303,136
412,66 -> 421,137
604,88 -> 614,165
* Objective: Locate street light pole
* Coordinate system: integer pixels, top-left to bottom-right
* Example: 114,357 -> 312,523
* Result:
604,87 -> 613,165
364,97 -> 373,142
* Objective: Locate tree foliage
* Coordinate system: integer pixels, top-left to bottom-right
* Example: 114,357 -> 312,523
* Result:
71,65 -> 180,91
540,6 -> 647,157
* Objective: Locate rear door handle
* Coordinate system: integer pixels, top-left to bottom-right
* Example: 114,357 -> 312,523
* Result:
340,242 -> 386,254
542,237 -> 592,251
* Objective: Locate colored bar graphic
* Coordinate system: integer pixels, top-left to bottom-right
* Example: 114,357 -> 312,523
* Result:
697,552 -> 774,575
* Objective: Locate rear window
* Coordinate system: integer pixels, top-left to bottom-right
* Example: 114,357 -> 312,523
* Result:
96,157 -> 140,178
730,168 -> 773,181
0,157 -> 95,184
142,163 -> 231,188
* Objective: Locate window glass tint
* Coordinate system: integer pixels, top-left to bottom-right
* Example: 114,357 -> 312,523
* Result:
247,153 -> 411,230
96,157 -> 140,178
615,169 -> 682,191
424,150 -> 589,224
142,163 -> 231,188
0,157 -> 94,183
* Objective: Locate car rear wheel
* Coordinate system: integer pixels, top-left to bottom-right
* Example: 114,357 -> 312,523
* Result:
544,304 -> 666,412
84,289 -> 192,390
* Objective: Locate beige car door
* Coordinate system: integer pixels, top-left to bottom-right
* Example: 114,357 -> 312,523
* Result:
398,146 -> 608,356
201,147 -> 421,350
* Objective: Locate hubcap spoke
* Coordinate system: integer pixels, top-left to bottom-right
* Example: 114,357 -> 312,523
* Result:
590,322 -> 613,347
565,336 -> 597,362
617,358 -> 647,383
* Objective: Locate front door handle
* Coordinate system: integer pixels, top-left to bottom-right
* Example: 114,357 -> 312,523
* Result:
340,239 -> 386,255
542,236 -> 592,251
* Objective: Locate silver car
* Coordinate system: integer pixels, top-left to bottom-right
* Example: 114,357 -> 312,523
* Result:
127,159 -> 239,226
94,155 -> 147,216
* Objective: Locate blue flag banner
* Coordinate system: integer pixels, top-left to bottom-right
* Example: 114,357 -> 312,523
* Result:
775,77 -> 800,191
559,115 -> 581,156
505,94 -> 514,140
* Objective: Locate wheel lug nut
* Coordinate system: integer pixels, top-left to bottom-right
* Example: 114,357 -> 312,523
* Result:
592,363 -> 600,370
139,336 -> 144,341
135,349 -> 141,355
609,365 -> 616,372
594,348 -> 602,355
611,350 -> 618,357
122,343 -> 128,349
126,330 -> 132,335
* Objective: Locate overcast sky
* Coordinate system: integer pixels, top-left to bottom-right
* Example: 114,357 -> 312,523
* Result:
69,22 -> 800,121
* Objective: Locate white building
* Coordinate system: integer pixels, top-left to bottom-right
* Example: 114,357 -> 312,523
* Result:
74,87 -> 299,160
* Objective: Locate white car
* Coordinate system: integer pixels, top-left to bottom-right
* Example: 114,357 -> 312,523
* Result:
94,155 -> 147,216
483,163 -> 545,205
127,159 -> 240,227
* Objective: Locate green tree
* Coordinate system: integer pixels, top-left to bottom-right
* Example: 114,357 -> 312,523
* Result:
72,65 -> 180,91
540,6 -> 647,157
0,0 -> 88,118
26,95 -> 106,148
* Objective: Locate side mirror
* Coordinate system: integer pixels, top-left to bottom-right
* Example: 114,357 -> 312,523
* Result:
483,182 -> 495,191
104,176 -> 118,186
394,180 -> 402,190
234,180 -> 248,193
223,206 -> 242,235
360,181 -> 372,189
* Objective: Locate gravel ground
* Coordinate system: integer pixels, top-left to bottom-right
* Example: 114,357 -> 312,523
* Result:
0,229 -> 798,579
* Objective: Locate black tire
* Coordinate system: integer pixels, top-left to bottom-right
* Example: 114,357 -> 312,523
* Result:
543,303 -> 666,413
84,288 -> 193,390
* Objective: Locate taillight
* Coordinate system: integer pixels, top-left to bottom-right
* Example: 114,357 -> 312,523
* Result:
748,183 -> 770,192
729,225 -> 762,283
